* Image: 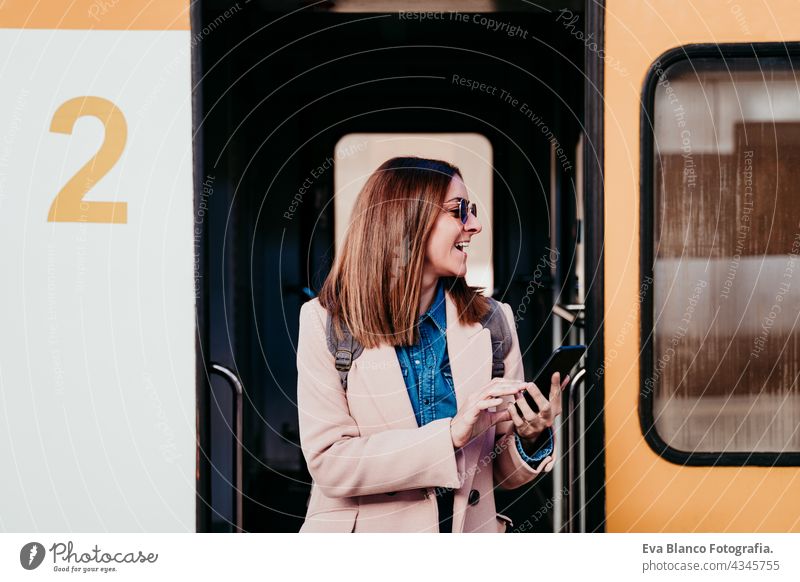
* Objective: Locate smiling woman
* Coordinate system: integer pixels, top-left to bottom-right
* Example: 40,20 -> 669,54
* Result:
320,156 -> 490,349
297,156 -> 562,533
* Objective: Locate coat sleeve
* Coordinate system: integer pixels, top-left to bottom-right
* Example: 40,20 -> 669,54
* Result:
297,300 -> 464,499
492,302 -> 556,490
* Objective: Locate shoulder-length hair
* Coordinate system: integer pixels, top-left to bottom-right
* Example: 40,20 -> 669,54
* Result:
318,156 -> 490,349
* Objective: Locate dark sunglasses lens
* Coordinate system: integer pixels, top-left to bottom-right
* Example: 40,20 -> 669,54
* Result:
459,199 -> 477,223
459,199 -> 468,223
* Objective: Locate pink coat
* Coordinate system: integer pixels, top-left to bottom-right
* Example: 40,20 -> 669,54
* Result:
296,291 -> 554,533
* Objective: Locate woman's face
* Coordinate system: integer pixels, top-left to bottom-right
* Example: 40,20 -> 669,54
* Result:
423,174 -> 482,279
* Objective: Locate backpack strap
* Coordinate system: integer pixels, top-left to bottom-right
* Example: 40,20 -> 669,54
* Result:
480,298 -> 513,379
325,313 -> 364,391
325,298 -> 512,389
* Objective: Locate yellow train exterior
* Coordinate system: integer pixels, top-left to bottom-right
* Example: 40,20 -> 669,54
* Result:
604,0 -> 800,532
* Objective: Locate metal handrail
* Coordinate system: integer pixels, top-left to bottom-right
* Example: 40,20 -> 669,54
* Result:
209,363 -> 244,533
566,368 -> 586,533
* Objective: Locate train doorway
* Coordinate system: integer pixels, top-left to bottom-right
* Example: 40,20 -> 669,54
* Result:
194,1 -> 589,533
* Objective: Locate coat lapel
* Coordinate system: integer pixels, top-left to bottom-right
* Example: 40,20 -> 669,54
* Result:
445,291 -> 493,533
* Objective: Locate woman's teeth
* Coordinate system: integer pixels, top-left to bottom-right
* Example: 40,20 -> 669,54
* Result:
454,242 -> 469,252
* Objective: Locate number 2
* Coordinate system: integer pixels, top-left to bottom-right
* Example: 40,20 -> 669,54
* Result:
48,96 -> 127,223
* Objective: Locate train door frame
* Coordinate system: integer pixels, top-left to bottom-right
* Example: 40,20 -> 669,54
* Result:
189,0 -> 610,534
191,0 -> 214,534
581,0 -> 607,534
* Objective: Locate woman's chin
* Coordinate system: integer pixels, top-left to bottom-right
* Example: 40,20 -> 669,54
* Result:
435,258 -> 468,278
449,264 -> 468,277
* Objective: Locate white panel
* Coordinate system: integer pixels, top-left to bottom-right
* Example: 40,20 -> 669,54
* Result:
0,30 -> 195,531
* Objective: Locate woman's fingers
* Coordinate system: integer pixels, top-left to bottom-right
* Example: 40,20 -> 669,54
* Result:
462,396 -> 507,430
476,397 -> 504,410
546,372 -> 567,418
483,382 -> 527,400
514,390 -> 536,420
550,372 -> 561,396
549,372 -> 567,404
516,383 -> 549,421
527,382 -> 551,418
488,409 -> 511,426
507,402 -> 524,428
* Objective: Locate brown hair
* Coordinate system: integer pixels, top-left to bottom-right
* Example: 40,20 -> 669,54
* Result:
318,156 -> 490,349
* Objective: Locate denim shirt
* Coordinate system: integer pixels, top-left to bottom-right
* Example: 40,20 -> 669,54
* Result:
394,280 -> 553,464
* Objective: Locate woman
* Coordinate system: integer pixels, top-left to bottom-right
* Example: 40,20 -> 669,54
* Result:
296,156 -> 567,533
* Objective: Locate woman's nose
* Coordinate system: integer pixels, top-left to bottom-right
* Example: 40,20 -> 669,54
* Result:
464,211 -> 482,234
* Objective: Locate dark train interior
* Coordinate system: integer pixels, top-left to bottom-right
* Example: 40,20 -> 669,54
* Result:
194,0 -> 587,532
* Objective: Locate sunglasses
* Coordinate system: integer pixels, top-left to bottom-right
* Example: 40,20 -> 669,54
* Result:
444,197 -> 478,224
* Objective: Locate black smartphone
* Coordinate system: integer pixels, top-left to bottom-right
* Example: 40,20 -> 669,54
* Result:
521,345 -> 586,412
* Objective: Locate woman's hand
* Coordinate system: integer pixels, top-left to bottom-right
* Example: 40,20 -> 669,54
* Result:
449,378 -> 527,449
508,372 -> 569,442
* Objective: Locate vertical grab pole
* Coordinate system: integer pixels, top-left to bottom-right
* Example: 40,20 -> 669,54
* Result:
209,363 -> 244,533
567,368 -> 586,532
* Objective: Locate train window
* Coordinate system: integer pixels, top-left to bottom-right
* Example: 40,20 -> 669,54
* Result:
333,133 -> 494,293
643,49 -> 800,461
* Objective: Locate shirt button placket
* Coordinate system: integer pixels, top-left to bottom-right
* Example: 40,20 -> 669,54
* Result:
421,347 -> 430,414
417,328 -> 425,424
423,333 -> 431,423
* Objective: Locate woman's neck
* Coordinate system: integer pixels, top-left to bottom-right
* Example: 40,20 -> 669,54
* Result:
418,273 -> 439,317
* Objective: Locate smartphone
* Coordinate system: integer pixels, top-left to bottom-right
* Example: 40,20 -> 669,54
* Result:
521,345 -> 586,412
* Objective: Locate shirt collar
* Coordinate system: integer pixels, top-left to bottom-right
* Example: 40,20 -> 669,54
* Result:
419,279 -> 447,334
